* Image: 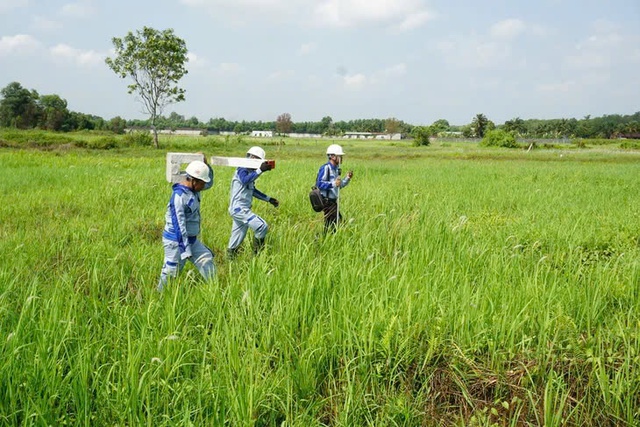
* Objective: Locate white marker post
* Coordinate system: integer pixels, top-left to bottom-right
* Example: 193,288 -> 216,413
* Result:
166,152 -> 205,183
165,153 -> 276,183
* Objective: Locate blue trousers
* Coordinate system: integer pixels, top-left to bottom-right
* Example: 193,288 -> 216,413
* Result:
227,208 -> 268,250
157,237 -> 215,291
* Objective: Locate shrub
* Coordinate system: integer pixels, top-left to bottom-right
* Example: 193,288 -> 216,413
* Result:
480,129 -> 518,148
123,131 -> 153,147
620,140 -> 640,150
411,126 -> 430,146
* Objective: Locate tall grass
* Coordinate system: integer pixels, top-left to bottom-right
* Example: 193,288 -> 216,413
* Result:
0,138 -> 639,425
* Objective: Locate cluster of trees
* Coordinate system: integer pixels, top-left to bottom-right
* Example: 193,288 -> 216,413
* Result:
2,81 -> 639,142
0,82 -> 127,133
412,113 -> 640,140
127,114 -> 410,136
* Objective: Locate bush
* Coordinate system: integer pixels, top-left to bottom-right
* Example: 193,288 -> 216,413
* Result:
620,140 -> 640,150
123,131 -> 153,147
480,129 -> 518,148
411,126 -> 430,146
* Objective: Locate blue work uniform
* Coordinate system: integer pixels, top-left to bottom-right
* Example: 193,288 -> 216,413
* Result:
227,167 -> 274,251
316,162 -> 350,199
316,162 -> 351,231
158,167 -> 215,290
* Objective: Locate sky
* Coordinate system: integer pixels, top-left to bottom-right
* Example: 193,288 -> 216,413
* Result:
1,0 -> 639,126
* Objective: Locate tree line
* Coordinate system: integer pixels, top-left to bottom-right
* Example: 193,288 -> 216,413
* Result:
2,81 -> 639,140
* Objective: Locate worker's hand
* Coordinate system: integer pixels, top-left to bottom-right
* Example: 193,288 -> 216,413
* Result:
346,170 -> 354,179
269,198 -> 279,208
334,177 -> 342,187
260,161 -> 272,172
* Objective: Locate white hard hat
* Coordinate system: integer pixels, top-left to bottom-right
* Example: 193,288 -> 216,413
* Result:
247,146 -> 266,160
185,160 -> 211,183
326,144 -> 345,156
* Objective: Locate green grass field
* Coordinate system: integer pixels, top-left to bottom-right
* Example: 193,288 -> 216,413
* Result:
1,134 -> 639,426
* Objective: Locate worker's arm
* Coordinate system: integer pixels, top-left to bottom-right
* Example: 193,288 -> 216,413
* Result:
169,193 -> 192,259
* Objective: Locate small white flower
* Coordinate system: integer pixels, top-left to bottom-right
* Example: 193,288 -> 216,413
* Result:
151,357 -> 162,364
165,335 -> 179,341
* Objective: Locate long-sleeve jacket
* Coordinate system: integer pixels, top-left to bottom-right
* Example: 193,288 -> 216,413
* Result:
162,167 -> 213,259
316,162 -> 350,200
228,167 -> 272,214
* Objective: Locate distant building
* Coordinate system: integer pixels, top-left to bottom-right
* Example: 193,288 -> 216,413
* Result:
250,130 -> 274,138
289,133 -> 323,138
343,132 -> 402,140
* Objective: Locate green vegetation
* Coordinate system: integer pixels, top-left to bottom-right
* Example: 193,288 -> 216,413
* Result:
106,27 -> 189,148
1,133 -> 639,425
480,129 -> 518,148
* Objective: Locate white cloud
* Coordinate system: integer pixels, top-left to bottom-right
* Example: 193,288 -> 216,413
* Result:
30,16 -> 63,31
380,63 -> 407,76
393,10 -> 434,32
437,36 -> 512,68
180,0 -> 435,30
186,52 -> 208,69
298,42 -> 316,55
216,62 -> 244,74
268,70 -> 295,80
564,21 -> 638,70
60,0 -> 96,18
342,63 -> 407,88
0,34 -> 41,55
50,43 -> 105,67
0,0 -> 28,14
536,81 -> 576,93
490,18 -> 526,39
315,0 -> 434,30
343,73 -> 367,88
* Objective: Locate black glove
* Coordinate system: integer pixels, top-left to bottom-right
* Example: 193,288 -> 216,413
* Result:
269,198 -> 279,207
260,161 -> 272,172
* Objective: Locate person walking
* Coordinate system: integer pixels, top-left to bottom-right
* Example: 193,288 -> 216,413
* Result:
316,144 -> 353,232
227,146 -> 279,258
158,158 -> 215,291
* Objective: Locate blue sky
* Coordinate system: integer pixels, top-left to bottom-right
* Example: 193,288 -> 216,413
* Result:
1,0 -> 639,125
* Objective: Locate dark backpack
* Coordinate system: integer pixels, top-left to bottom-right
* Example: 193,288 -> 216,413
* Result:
309,187 -> 324,212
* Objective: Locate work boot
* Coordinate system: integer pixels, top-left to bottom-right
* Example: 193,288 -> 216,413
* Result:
252,237 -> 265,255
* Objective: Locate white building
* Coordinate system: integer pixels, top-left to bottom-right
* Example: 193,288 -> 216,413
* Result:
343,132 -> 402,140
250,130 -> 274,138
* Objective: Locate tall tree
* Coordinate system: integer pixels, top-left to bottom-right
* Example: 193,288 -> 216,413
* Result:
38,94 -> 69,131
470,113 -> 490,138
105,27 -> 189,148
430,119 -> 450,135
0,82 -> 40,128
503,117 -> 526,136
276,113 -> 292,134
385,117 -> 401,138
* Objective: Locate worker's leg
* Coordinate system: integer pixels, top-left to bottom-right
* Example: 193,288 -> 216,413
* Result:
157,239 -> 186,291
190,239 -> 216,281
228,216 -> 249,257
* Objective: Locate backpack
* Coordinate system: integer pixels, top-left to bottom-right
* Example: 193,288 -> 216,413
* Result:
309,186 -> 324,212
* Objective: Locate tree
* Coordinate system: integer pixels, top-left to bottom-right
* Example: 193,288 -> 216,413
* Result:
470,113 -> 490,138
385,117 -> 401,138
105,27 -> 189,148
0,82 -> 40,128
109,116 -> 127,134
411,126 -> 431,146
276,113 -> 292,134
430,119 -> 450,135
38,94 -> 69,131
503,117 -> 526,136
